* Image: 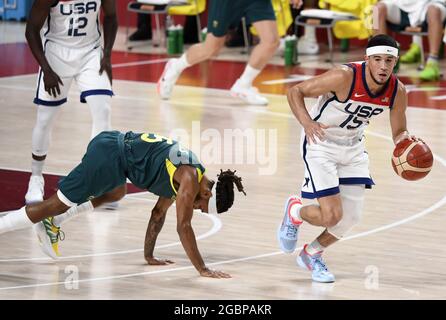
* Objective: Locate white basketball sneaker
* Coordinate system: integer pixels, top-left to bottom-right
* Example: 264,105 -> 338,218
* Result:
297,245 -> 335,283
298,37 -> 319,55
230,79 -> 268,106
157,59 -> 181,100
25,175 -> 44,204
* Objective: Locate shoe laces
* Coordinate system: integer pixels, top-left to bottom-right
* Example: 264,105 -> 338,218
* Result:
44,218 -> 65,244
310,254 -> 329,272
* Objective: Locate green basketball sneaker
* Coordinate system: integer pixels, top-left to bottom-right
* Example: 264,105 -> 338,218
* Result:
34,217 -> 65,259
400,43 -> 421,64
419,61 -> 440,81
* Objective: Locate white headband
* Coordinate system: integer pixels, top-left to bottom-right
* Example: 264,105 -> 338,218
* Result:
366,45 -> 398,57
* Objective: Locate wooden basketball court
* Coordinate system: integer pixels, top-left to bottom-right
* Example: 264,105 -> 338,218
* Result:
0,22 -> 446,300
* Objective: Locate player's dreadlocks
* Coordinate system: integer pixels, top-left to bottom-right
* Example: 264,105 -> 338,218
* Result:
215,169 -> 246,214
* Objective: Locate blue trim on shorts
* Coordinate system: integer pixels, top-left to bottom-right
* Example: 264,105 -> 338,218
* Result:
80,89 -> 114,103
302,137 -> 317,193
34,98 -> 67,106
302,96 -> 336,193
34,40 -> 49,103
302,186 -> 340,199
339,177 -> 374,186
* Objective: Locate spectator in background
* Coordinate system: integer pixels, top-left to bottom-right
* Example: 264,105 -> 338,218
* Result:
375,0 -> 446,81
129,13 -> 153,41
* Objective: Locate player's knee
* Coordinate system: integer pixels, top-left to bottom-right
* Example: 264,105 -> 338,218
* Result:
261,35 -> 280,52
322,206 -> 343,227
427,5 -> 441,19
208,45 -> 222,58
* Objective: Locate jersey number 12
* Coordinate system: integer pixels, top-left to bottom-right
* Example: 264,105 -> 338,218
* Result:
68,17 -> 87,37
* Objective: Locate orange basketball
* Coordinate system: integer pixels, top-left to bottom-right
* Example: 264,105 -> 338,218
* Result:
391,139 -> 433,181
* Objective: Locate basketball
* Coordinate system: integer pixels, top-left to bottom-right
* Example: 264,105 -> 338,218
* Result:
391,139 -> 433,181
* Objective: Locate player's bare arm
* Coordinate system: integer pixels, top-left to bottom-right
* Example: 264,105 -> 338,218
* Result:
287,66 -> 353,144
25,0 -> 63,98
100,0 -> 118,83
390,80 -> 419,144
174,165 -> 231,279
144,196 -> 174,265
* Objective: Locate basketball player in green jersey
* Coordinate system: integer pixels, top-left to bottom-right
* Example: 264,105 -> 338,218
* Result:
0,131 -> 245,278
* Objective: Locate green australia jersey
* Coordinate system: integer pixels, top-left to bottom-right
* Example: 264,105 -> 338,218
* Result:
120,131 -> 206,200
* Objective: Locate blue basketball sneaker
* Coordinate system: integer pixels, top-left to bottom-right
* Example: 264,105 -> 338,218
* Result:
277,195 -> 302,253
297,245 -> 335,283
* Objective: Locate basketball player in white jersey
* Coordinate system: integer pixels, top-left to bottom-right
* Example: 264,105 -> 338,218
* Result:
278,34 -> 421,282
24,0 -> 118,204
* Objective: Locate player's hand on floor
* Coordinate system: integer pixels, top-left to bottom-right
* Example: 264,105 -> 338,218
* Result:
303,120 -> 329,144
100,56 -> 113,84
199,267 -> 231,279
145,256 -> 175,265
43,69 -> 63,97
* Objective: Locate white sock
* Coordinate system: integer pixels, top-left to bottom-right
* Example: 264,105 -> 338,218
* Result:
31,159 -> 44,176
305,239 -> 325,256
0,207 -> 34,234
413,36 -> 422,47
171,53 -> 190,75
238,64 -> 261,87
427,55 -> 439,64
289,201 -> 303,225
53,201 -> 94,227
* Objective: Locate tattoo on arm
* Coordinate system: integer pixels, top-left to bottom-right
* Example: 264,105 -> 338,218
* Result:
144,211 -> 167,258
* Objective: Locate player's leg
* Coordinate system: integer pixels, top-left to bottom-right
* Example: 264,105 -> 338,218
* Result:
76,46 -> 113,140
33,131 -> 128,258
157,34 -> 226,100
230,1 -> 278,105
296,185 -> 365,283
157,0 -> 231,100
419,3 -> 446,81
25,105 -> 60,204
52,184 -> 127,227
0,194 -> 69,235
26,43 -> 74,204
374,1 -> 401,34
278,137 -> 340,253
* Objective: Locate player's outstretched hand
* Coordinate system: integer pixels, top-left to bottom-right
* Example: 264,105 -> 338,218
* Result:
303,120 -> 329,144
43,69 -> 63,98
100,56 -> 113,84
199,267 -> 231,279
145,256 -> 175,265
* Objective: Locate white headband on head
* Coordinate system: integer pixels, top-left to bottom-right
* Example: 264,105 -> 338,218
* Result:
207,184 -> 217,214
366,45 -> 398,57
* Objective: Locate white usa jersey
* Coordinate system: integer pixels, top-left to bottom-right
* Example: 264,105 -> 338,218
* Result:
42,0 -> 102,49
308,61 -> 398,146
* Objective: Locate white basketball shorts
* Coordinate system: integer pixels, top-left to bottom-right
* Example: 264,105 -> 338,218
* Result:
299,134 -> 374,199
34,41 -> 113,106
